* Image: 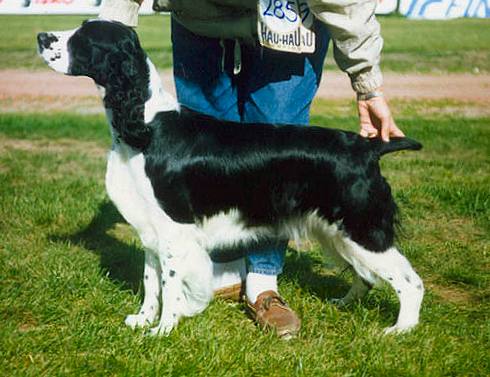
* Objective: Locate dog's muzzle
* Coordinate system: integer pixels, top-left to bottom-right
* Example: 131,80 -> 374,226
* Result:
37,32 -> 58,53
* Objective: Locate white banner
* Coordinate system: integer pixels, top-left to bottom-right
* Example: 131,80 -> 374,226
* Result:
0,0 -> 154,14
399,0 -> 489,19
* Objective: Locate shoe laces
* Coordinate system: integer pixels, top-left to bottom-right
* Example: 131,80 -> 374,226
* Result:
262,294 -> 287,311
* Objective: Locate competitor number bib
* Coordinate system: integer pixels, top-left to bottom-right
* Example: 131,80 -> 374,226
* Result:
258,0 -> 316,54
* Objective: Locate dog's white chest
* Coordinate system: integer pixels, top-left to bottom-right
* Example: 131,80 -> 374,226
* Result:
105,144 -> 169,251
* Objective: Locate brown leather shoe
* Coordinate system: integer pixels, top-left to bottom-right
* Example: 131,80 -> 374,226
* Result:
213,282 -> 244,302
246,291 -> 301,339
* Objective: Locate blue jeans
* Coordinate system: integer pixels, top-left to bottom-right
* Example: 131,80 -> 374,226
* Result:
171,18 -> 330,275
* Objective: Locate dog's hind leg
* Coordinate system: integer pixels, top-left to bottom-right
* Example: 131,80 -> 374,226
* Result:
330,272 -> 371,307
310,221 -> 369,305
125,249 -> 161,328
333,237 -> 424,334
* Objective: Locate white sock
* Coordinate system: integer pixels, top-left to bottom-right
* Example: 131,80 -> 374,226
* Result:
246,272 -> 278,304
211,258 -> 247,290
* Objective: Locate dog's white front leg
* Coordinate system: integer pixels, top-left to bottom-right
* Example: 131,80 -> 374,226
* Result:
148,228 -> 213,336
125,249 -> 161,328
149,253 -> 185,336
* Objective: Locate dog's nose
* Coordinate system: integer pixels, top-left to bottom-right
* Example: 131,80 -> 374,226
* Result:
37,32 -> 57,50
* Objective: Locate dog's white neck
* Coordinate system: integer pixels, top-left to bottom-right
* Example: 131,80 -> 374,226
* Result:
144,57 -> 179,123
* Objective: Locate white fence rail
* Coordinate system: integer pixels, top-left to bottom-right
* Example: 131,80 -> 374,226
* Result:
0,0 -> 488,19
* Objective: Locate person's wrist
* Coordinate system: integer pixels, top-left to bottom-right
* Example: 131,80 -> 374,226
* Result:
357,89 -> 384,101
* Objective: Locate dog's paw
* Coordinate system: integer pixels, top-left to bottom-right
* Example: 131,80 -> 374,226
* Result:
124,312 -> 156,329
383,323 -> 417,335
147,312 -> 180,336
329,298 -> 348,307
148,321 -> 176,336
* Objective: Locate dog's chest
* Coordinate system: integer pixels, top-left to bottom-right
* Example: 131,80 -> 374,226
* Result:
105,145 -> 172,250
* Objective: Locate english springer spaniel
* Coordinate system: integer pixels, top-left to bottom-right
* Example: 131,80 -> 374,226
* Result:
37,20 -> 424,335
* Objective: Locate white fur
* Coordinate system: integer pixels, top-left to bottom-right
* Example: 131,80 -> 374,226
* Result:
144,58 -> 180,123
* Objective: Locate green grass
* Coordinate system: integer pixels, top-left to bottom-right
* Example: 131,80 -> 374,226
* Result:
1,14 -> 489,72
0,102 -> 489,376
1,10 -> 488,376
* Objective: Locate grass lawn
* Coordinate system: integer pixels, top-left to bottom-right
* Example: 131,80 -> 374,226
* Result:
0,100 -> 488,375
1,10 -> 489,377
1,14 -> 489,73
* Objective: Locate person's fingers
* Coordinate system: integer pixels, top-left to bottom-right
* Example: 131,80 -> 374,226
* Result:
380,117 -> 391,142
390,121 -> 405,138
358,94 -> 406,142
358,101 -> 378,138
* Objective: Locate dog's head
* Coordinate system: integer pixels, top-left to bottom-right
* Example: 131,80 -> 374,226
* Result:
37,20 -> 153,149
37,19 -> 147,87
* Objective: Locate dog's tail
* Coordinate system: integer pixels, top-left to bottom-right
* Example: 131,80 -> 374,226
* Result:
371,137 -> 423,157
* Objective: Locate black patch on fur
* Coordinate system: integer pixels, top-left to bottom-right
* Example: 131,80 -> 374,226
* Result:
37,32 -> 58,51
67,21 -> 151,149
169,270 -> 175,277
143,110 -> 412,252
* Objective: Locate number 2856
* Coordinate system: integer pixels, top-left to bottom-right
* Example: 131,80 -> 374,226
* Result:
262,0 -> 311,23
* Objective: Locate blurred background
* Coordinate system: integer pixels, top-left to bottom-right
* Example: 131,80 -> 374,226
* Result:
0,0 -> 488,18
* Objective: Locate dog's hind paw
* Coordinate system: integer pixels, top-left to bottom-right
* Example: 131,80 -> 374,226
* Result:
329,298 -> 348,307
125,313 -> 156,329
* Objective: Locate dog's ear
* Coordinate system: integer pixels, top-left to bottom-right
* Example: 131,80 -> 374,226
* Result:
102,34 -> 152,150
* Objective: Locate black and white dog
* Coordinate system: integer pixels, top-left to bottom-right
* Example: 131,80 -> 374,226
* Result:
37,20 -> 424,335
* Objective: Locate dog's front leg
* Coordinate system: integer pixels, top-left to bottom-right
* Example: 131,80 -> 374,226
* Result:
148,230 -> 213,336
125,249 -> 161,328
149,253 -> 185,336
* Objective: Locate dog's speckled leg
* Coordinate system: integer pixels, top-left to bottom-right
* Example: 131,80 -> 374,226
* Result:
125,249 -> 161,328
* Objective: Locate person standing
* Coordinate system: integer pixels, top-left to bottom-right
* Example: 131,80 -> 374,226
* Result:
99,0 -> 404,339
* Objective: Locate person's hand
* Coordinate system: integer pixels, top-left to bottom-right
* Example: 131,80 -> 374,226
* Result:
357,92 -> 404,142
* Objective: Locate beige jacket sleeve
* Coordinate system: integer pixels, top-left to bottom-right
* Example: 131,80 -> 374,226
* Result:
99,0 -> 141,28
308,0 -> 383,93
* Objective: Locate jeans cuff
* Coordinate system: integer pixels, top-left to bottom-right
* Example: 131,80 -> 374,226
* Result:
247,266 -> 283,276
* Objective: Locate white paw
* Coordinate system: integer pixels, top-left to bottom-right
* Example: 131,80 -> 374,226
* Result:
148,319 -> 177,336
383,323 -> 416,335
124,312 -> 156,329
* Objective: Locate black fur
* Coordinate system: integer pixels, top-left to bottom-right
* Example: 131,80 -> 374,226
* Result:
68,21 -> 151,149
142,110 -> 421,252
63,20 -> 423,253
